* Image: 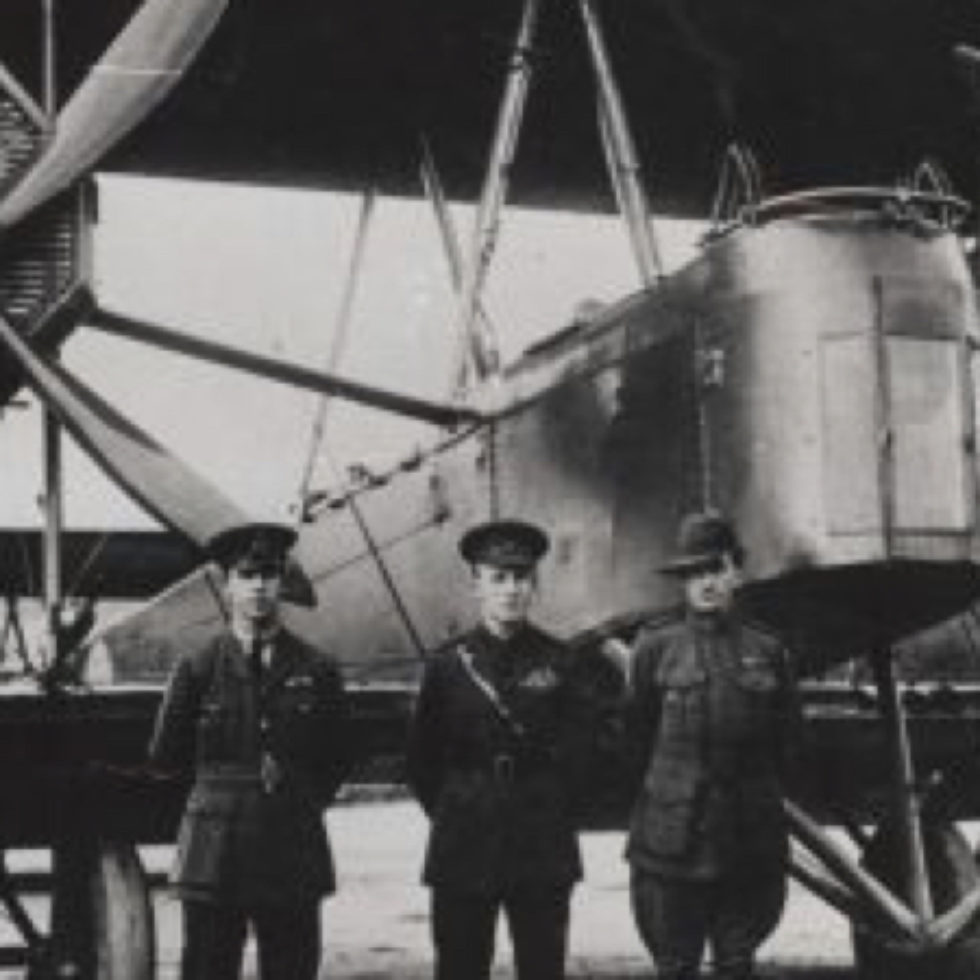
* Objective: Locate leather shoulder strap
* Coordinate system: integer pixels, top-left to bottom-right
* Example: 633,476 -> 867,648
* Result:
456,643 -> 526,738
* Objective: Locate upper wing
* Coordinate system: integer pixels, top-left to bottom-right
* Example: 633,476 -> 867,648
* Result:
0,1 -> 972,213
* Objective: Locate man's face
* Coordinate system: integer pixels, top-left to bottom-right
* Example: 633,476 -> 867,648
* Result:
471,563 -> 536,632
224,561 -> 283,625
681,553 -> 740,614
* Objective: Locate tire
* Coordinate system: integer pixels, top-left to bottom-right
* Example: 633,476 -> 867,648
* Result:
35,839 -> 155,980
853,820 -> 980,980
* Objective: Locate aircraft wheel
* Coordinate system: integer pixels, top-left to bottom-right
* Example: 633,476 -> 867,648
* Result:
31,839 -> 155,980
852,820 -> 980,980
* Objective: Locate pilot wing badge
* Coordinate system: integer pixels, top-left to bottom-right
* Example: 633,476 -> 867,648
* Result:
520,666 -> 559,691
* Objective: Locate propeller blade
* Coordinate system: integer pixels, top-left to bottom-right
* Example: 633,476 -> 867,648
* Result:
0,309 -> 244,544
0,0 -> 228,229
88,308 -> 482,428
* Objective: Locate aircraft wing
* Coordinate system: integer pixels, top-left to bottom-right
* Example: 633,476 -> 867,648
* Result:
2,1 -> 977,214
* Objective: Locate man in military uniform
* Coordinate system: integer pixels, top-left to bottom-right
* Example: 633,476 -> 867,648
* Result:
148,522 -> 350,980
406,519 -> 590,980
625,512 -> 801,980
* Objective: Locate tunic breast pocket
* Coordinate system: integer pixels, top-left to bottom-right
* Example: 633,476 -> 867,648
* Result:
737,663 -> 777,694
197,699 -> 229,754
274,698 -> 320,755
657,673 -> 707,744
283,689 -> 317,716
729,664 -> 779,739
280,677 -> 319,723
734,664 -> 779,712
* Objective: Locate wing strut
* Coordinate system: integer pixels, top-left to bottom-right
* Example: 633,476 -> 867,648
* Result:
579,0 -> 663,285
86,308 -> 481,428
448,0 -> 542,398
295,188 -> 377,513
338,482 -> 429,662
419,139 -> 500,347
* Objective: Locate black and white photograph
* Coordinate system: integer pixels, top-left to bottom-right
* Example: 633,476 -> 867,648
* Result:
3,1 -> 980,977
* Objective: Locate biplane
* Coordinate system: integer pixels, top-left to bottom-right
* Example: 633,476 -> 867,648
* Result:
4,0 -> 980,977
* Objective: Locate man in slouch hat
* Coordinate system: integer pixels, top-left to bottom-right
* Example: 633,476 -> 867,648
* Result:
625,512 -> 801,980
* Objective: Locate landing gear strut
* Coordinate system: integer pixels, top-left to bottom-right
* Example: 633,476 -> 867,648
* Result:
789,646 -> 980,978
856,820 -> 980,980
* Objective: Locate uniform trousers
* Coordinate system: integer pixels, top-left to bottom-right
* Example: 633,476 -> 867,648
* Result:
180,897 -> 321,980
431,884 -> 572,980
630,868 -> 786,980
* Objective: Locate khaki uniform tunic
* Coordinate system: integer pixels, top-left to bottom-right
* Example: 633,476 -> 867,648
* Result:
149,629 -> 350,904
626,610 -> 799,880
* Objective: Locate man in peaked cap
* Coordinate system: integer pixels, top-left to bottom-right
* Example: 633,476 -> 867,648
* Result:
148,521 -> 351,980
203,522 -> 298,570
458,518 -> 550,570
407,518 -> 596,980
624,512 -> 802,980
207,522 -> 318,609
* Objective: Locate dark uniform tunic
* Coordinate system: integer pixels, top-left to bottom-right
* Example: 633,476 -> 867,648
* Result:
406,623 -> 589,980
149,628 -> 350,980
625,609 -> 800,980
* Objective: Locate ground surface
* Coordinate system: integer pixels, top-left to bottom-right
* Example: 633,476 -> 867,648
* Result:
145,799 -> 856,979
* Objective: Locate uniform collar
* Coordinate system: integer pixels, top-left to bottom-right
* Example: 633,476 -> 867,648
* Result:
223,627 -> 300,689
685,607 -> 738,635
227,626 -> 284,683
231,622 -> 280,650
473,620 -> 532,652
